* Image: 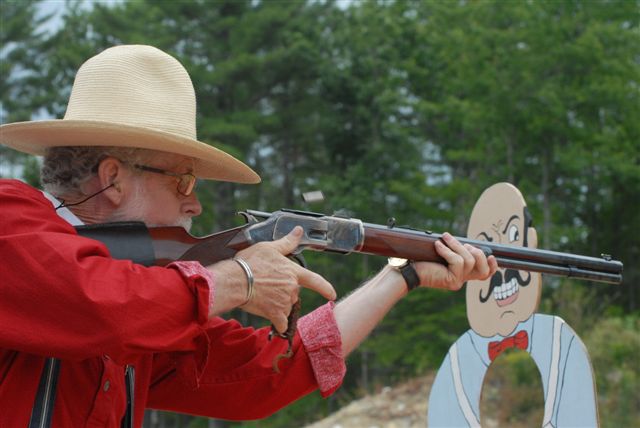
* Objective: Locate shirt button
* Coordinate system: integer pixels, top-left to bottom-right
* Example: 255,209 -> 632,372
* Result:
103,380 -> 110,392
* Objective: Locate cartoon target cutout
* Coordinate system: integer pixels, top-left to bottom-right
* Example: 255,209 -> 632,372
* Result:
428,183 -> 598,427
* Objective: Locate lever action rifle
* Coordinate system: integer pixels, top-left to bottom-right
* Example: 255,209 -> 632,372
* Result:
76,208 -> 623,285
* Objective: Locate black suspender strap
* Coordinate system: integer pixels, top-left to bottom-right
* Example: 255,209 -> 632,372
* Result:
29,359 -> 135,428
121,365 -> 135,428
29,358 -> 60,428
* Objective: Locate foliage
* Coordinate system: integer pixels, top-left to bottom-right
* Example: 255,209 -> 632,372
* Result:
586,315 -> 640,428
1,0 -> 639,426
0,0 -> 49,180
480,349 -> 544,427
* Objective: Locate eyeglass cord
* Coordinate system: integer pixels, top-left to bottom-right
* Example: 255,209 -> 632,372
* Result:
55,183 -> 115,210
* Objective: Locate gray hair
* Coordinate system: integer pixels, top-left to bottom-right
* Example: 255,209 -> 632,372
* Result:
41,146 -> 155,196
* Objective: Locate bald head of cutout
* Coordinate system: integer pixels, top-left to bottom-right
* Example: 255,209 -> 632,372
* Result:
465,183 -> 542,337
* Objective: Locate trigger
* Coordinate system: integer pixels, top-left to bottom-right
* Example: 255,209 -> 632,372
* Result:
288,253 -> 307,268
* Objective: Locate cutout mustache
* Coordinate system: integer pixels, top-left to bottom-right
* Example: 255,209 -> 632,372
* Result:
479,268 -> 531,303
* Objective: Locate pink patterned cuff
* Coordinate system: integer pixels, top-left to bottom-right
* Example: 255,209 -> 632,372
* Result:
167,261 -> 215,320
298,301 -> 345,397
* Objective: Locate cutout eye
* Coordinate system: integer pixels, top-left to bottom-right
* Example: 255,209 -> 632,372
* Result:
508,225 -> 519,243
476,232 -> 493,242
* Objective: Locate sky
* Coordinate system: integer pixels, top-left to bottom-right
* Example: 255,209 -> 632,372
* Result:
36,0 -> 66,34
37,0 -> 124,35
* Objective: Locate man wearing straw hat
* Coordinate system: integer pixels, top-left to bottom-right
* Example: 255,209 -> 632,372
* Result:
0,45 -> 496,427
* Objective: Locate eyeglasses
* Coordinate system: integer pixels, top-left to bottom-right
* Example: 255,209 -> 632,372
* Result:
133,164 -> 197,196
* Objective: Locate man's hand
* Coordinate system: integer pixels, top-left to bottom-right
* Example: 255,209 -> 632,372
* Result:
232,226 -> 336,333
414,232 -> 498,291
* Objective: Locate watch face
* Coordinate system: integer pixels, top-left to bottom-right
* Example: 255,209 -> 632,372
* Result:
388,257 -> 408,268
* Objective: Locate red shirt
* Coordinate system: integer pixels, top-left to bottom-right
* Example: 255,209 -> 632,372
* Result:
0,179 -> 345,427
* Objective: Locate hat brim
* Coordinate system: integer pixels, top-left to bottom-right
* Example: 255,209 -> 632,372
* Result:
0,120 -> 261,184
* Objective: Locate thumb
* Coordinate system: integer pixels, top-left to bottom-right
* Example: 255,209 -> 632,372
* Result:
271,226 -> 304,255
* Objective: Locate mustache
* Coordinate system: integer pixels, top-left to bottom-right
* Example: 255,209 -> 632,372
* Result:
176,217 -> 193,233
479,268 -> 531,303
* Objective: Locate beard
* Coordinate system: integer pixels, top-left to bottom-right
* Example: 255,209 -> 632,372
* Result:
168,216 -> 192,232
107,179 -> 193,232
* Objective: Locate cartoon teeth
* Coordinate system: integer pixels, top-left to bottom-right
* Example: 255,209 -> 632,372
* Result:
493,277 -> 519,301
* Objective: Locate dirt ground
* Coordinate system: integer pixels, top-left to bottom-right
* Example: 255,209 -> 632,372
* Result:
305,375 -> 434,428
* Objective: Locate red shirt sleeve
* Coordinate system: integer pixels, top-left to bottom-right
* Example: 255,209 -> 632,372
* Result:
0,179 -> 212,365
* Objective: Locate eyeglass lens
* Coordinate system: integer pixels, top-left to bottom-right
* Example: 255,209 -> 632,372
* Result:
178,175 -> 196,196
132,164 -> 196,196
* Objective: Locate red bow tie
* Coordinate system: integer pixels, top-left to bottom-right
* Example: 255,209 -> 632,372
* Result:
488,330 -> 529,362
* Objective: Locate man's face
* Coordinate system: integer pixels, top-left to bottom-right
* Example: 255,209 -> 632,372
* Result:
108,153 -> 202,231
465,183 -> 541,337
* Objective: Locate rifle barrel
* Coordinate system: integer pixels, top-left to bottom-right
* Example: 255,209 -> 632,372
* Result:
495,257 -> 622,284
360,223 -> 623,284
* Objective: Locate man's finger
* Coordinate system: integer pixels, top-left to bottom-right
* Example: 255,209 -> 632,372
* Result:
466,244 -> 490,278
268,226 -> 304,255
442,233 -> 474,272
291,290 -> 300,305
435,238 -> 464,279
272,314 -> 289,335
294,265 -> 337,301
488,256 -> 498,276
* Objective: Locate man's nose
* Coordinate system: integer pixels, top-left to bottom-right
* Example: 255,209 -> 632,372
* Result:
182,192 -> 202,217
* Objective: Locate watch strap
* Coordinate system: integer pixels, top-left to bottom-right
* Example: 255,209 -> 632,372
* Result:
400,262 -> 420,291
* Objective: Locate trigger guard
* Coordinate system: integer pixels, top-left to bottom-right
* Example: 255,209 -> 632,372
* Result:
238,211 -> 259,224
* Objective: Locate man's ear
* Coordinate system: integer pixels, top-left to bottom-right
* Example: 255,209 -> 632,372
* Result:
96,157 -> 126,206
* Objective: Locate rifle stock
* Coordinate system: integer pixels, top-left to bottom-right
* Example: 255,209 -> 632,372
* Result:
75,209 -> 623,285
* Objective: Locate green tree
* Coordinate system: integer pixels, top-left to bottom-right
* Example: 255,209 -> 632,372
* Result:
406,0 -> 639,307
0,0 -> 52,184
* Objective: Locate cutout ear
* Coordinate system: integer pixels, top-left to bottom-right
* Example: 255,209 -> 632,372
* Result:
527,227 -> 538,249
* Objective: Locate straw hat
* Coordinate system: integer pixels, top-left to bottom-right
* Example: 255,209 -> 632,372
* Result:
0,45 -> 260,183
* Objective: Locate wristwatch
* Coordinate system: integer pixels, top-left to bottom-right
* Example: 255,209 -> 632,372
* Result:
388,257 -> 420,291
